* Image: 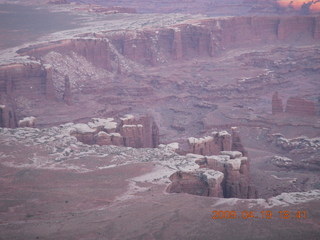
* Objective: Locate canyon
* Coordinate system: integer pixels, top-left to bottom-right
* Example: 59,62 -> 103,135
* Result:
0,1 -> 320,239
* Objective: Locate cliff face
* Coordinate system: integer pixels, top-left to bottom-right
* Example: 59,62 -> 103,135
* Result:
0,104 -> 17,128
271,92 -> 318,116
16,16 -> 320,69
187,131 -> 232,156
0,16 -> 318,113
285,97 -> 317,116
0,63 -> 54,127
0,63 -> 54,100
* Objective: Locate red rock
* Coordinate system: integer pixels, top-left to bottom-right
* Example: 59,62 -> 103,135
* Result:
166,170 -> 224,197
0,63 -> 55,100
15,16 -> 320,75
272,91 -> 284,114
231,127 -> 248,157
70,115 -> 159,148
119,115 -> 159,148
285,97 -> 317,116
95,131 -> 124,146
203,154 -> 256,198
187,131 -> 232,156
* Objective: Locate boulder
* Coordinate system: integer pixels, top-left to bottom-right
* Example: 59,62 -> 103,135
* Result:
18,116 -> 36,128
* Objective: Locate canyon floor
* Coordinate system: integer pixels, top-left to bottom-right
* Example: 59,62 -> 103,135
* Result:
0,1 -> 320,240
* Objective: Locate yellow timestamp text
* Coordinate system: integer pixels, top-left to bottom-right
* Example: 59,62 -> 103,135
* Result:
211,210 -> 307,220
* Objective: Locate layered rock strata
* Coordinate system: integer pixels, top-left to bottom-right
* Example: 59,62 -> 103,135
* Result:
271,92 -> 318,116
0,63 -> 54,100
285,97 -> 317,116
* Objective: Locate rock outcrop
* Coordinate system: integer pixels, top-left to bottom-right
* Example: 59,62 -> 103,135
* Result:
119,114 -> 159,148
231,127 -> 248,157
269,134 -> 320,171
0,104 -> 17,128
187,131 -> 232,156
18,116 -> 36,128
191,151 -> 257,198
185,128 -> 247,157
62,75 -> 72,105
285,97 -> 317,116
166,169 -> 224,197
70,115 -> 159,148
271,93 -> 318,116
272,91 -> 283,115
0,63 -> 55,100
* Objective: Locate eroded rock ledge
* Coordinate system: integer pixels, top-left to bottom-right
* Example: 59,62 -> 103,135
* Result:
269,134 -> 320,171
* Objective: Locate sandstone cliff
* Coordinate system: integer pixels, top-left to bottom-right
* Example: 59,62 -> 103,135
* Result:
1,15 -> 319,118
15,16 -> 320,71
0,63 -> 54,100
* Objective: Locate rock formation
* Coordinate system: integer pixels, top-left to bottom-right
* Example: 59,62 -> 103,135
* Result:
190,151 -> 257,198
187,131 -> 232,156
166,169 -> 224,197
231,127 -> 248,157
285,97 -> 317,116
272,91 -> 283,114
119,114 -> 159,148
272,93 -> 318,117
0,104 -> 17,128
18,116 -> 36,128
14,16 -> 320,73
70,115 -> 159,148
63,75 -> 72,105
269,133 -> 320,171
0,63 -> 55,100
